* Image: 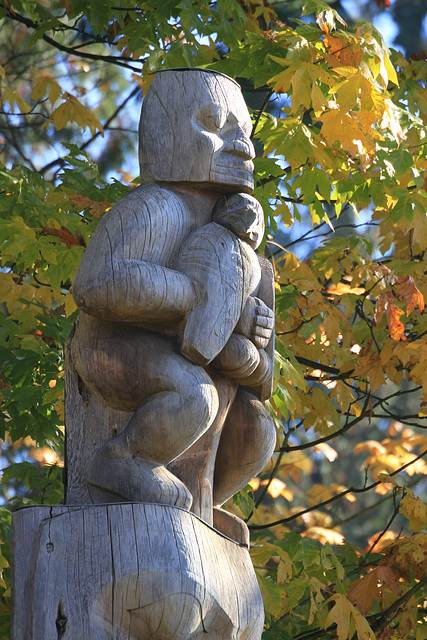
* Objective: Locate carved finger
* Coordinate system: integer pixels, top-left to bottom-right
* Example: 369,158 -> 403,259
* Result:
252,335 -> 270,349
253,326 -> 272,340
255,303 -> 274,318
254,315 -> 274,329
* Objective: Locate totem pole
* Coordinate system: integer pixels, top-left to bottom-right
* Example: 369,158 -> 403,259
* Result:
11,68 -> 276,640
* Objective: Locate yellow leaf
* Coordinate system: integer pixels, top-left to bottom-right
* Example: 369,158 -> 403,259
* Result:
291,63 -> 313,111
48,92 -> 104,136
64,291 -> 77,316
302,526 -> 345,545
313,442 -> 338,462
277,552 -> 293,584
311,82 -> 328,117
31,77 -> 62,105
353,353 -> 386,393
400,494 -> 427,532
263,478 -> 293,501
326,594 -> 375,640
325,594 -> 351,640
268,67 -> 294,95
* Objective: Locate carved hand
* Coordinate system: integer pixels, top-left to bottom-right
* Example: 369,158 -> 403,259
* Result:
212,333 -> 260,381
235,296 -> 274,350
212,334 -> 273,388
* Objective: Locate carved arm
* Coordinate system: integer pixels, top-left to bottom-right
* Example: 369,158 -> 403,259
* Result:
72,186 -> 198,326
73,259 -> 197,325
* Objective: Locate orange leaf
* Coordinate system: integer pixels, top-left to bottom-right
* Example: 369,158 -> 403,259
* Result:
69,193 -> 111,219
348,566 -> 400,615
41,225 -> 86,248
324,34 -> 362,67
379,534 -> 427,581
374,291 -> 394,325
387,303 -> 406,341
395,275 -> 425,316
365,530 -> 398,553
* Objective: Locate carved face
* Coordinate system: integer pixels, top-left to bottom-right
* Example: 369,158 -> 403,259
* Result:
139,69 -> 255,193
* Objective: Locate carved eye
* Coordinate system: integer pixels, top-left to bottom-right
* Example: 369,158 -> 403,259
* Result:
194,104 -> 226,132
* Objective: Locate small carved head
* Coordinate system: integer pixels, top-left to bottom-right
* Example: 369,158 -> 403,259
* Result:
139,69 -> 255,192
212,193 -> 264,250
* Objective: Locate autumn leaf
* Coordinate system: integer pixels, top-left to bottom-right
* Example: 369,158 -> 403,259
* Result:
348,566 -> 401,615
325,593 -> 375,640
374,292 -> 406,340
41,225 -> 86,248
323,33 -> 362,67
353,353 -> 386,392
47,92 -> 104,136
387,304 -> 406,341
69,193 -> 111,218
400,494 -> 427,532
302,526 -> 344,545
379,534 -> 427,581
395,275 -> 425,316
277,552 -> 293,584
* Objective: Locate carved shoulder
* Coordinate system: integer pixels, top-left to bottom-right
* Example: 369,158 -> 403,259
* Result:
83,184 -> 193,267
72,184 -> 198,323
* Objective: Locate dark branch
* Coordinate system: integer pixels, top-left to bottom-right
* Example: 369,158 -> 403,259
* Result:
249,448 -> 427,530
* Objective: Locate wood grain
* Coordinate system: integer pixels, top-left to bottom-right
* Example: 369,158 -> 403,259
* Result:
11,504 -> 264,639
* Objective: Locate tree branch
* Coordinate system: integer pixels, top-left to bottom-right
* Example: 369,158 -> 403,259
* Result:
2,4 -> 144,72
249,448 -> 427,530
369,574 -> 427,633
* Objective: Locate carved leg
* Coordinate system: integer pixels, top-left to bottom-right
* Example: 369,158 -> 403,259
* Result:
213,388 -> 276,507
168,372 -> 237,523
87,374 -> 218,508
70,321 -> 219,507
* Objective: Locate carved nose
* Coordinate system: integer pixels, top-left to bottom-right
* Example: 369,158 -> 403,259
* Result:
224,137 -> 255,160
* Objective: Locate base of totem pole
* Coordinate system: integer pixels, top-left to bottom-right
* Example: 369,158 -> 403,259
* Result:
11,503 -> 264,640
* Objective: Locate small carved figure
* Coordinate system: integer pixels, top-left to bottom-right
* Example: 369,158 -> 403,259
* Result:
69,69 -> 276,529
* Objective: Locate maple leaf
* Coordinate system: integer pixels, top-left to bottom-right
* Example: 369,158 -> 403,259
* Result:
379,533 -> 427,581
313,442 -> 338,461
277,552 -> 293,584
348,566 -> 400,615
302,526 -> 344,545
324,33 -> 362,67
400,494 -> 427,532
387,303 -> 406,341
41,225 -> 86,248
47,92 -> 104,136
395,275 -> 425,316
353,353 -> 386,392
69,193 -> 111,219
325,593 -> 375,640
374,292 -> 406,341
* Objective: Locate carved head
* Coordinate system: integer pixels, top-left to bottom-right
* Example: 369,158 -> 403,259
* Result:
139,69 -> 255,193
212,193 -> 264,250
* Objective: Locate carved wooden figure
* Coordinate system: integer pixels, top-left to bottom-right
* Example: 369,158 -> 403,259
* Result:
11,69 -> 275,640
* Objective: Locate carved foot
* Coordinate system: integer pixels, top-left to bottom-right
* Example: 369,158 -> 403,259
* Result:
86,445 -> 193,509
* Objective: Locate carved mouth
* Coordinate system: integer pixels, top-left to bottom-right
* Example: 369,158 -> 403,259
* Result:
213,156 -> 254,175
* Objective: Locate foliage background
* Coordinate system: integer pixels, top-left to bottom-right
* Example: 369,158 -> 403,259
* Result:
1,0 -> 427,638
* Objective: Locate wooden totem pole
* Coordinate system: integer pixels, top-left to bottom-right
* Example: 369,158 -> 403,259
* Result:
11,69 -> 276,640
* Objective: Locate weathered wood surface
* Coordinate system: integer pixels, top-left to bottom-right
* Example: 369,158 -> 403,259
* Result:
66,69 -> 276,536
11,69 -> 277,640
11,504 -> 264,640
